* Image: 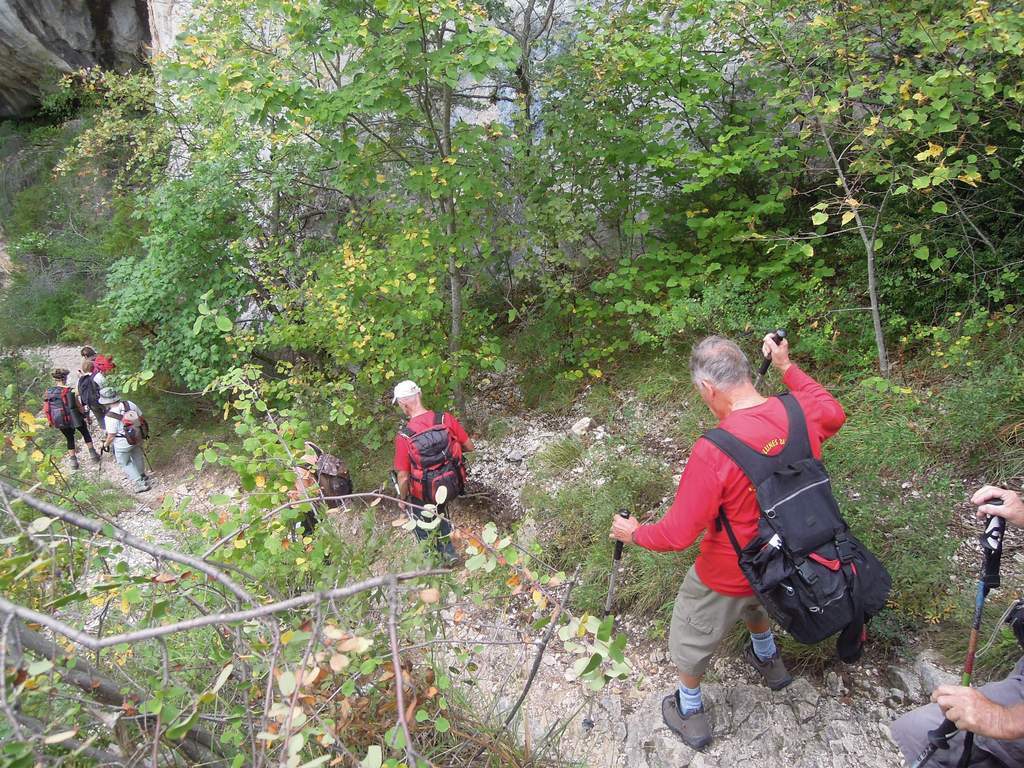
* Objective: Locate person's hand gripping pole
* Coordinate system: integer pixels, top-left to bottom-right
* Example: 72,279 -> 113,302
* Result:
606,509 -> 635,620
910,497 -> 1005,768
755,329 -> 787,390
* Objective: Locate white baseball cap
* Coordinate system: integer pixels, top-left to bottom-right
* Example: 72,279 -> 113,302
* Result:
392,380 -> 421,403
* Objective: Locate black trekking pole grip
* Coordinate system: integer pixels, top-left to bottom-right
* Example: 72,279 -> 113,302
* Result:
758,329 -> 787,378
613,509 -> 631,560
981,499 -> 1006,590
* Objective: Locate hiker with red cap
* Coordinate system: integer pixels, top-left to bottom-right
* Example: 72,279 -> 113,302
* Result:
392,380 -> 474,562
610,334 -> 848,750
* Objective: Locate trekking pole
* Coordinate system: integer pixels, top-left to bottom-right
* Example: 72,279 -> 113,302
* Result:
754,329 -> 786,390
603,509 -> 631,620
910,499 -> 1006,768
141,444 -> 155,476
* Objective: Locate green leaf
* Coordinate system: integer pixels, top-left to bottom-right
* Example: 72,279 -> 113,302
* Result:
29,517 -> 56,533
931,201 -> 948,215
914,246 -> 930,261
811,212 -> 828,226
27,660 -> 54,676
210,663 -> 233,694
215,315 -> 234,332
482,523 -> 498,545
166,709 -> 200,740
361,746 -> 383,768
277,670 -> 296,696
434,716 -> 451,733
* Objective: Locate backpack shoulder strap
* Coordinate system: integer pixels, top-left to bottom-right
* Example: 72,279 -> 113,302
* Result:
716,507 -> 745,559
399,423 -> 414,438
775,393 -> 812,461
434,410 -> 444,426
702,427 -> 777,487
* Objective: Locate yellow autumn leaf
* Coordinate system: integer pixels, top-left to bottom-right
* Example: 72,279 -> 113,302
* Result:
31,450 -> 44,463
986,145 -> 998,155
376,174 -> 386,183
254,475 -> 266,488
841,211 -> 857,226
19,411 -> 36,428
234,538 -> 247,549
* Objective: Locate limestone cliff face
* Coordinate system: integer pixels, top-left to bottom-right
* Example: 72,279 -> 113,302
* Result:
0,0 -> 151,118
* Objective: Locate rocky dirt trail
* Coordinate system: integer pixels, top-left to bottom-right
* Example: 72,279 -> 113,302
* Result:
22,347 -> 942,766
25,344 -> 225,572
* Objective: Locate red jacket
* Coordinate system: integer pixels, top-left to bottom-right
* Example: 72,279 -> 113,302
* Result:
633,365 -> 846,596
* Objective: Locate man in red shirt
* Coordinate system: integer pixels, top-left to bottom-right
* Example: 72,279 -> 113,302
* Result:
611,334 -> 846,749
393,380 -> 475,561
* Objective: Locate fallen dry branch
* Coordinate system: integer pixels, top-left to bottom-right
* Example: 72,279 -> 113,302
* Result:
0,479 -> 256,605
0,569 -> 449,652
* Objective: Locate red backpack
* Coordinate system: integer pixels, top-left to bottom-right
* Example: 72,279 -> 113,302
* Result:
398,412 -> 466,503
93,355 -> 115,374
43,386 -> 76,429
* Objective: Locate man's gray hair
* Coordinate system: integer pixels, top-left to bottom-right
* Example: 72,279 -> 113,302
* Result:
689,336 -> 752,389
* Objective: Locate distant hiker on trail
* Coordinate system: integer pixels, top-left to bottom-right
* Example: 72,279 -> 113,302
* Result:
890,485 -> 1024,768
99,387 -> 150,493
288,442 -> 353,536
80,345 -> 115,376
77,359 -> 106,427
609,334 -> 848,750
392,380 -> 473,562
44,368 -> 100,469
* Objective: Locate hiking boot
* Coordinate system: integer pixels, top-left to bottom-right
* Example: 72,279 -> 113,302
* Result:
89,447 -> 101,463
69,455 -> 80,470
661,693 -> 712,750
134,481 -> 151,494
745,642 -> 793,691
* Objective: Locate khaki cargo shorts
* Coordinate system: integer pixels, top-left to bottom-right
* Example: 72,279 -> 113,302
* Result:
669,566 -> 768,677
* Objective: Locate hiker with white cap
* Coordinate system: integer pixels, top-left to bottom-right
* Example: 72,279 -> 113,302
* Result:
392,380 -> 474,561
100,387 -> 150,493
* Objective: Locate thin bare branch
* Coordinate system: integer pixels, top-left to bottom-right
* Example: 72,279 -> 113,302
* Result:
0,570 -> 447,651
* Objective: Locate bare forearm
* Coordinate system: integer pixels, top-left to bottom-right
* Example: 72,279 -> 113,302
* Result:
991,702 -> 1024,740
397,471 -> 410,499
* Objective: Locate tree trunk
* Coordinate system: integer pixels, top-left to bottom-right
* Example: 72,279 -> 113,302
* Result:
441,85 -> 465,411
818,121 -> 890,376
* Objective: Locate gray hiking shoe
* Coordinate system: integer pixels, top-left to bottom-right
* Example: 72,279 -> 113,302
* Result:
745,642 -> 793,691
661,693 -> 712,750
69,455 -> 80,470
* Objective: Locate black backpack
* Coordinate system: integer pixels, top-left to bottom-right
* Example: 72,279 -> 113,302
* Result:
78,373 -> 100,408
704,394 -> 891,662
399,412 -> 466,504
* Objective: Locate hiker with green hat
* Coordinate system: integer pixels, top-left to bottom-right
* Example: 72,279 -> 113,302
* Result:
392,380 -> 474,562
100,387 -> 151,493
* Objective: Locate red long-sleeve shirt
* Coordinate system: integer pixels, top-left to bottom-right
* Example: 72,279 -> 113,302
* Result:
633,365 -> 846,596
